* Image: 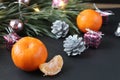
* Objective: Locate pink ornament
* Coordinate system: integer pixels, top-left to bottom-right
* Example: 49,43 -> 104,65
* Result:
18,0 -> 30,5
3,32 -> 21,49
84,29 -> 103,48
101,14 -> 109,24
93,3 -> 114,24
98,10 -> 114,24
9,19 -> 23,32
52,0 -> 68,9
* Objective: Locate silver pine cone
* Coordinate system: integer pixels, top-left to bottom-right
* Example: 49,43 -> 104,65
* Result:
63,35 -> 86,56
115,22 -> 120,37
51,20 -> 69,39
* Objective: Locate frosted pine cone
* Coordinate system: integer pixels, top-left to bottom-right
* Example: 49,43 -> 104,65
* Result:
51,20 -> 69,39
115,22 -> 120,37
63,35 -> 86,56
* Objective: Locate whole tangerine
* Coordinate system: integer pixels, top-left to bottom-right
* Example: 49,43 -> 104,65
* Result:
77,9 -> 102,33
11,37 -> 48,71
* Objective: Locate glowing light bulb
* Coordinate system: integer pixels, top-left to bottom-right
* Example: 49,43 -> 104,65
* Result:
33,7 -> 40,12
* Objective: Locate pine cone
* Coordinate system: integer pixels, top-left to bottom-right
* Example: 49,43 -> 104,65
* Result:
115,22 -> 120,37
63,35 -> 86,56
51,20 -> 69,39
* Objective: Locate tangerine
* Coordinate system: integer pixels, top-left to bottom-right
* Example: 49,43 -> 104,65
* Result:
77,9 -> 102,33
11,37 -> 48,71
39,55 -> 63,76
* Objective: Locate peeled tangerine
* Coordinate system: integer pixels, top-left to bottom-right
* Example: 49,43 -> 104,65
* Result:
39,55 -> 63,76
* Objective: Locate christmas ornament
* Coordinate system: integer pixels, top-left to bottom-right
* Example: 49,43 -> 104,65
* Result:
18,0 -> 30,5
115,22 -> 120,37
84,29 -> 103,48
9,19 -> 23,32
93,3 -> 114,24
3,32 -> 21,49
51,20 -> 69,39
52,0 -> 68,9
63,35 -> 86,56
101,14 -> 109,24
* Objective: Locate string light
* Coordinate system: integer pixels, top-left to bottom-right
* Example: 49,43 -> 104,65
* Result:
33,7 -> 40,12
59,0 -> 66,9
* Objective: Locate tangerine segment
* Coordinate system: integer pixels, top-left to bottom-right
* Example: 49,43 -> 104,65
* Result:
39,55 -> 63,76
77,9 -> 102,33
11,37 -> 48,71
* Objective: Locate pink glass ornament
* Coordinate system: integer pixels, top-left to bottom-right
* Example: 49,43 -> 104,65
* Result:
94,3 -> 114,24
18,0 -> 30,5
52,0 -> 68,9
3,32 -> 21,49
9,19 -> 23,32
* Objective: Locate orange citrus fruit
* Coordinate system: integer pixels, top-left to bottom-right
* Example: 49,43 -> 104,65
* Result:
77,9 -> 102,33
39,55 -> 63,76
11,37 -> 48,71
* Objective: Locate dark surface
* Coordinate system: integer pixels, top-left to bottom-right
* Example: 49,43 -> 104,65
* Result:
0,8 -> 120,80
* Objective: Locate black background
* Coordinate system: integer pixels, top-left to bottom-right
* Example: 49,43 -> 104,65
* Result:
0,2 -> 120,80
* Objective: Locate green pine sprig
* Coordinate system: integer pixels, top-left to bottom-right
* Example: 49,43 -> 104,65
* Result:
0,0 -> 86,40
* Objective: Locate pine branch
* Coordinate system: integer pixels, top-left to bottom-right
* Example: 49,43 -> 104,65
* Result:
0,0 -> 86,39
